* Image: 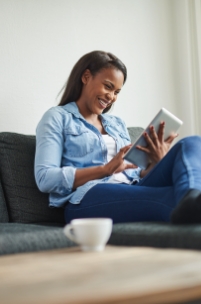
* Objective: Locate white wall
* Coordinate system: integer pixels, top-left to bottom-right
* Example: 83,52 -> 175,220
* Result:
172,0 -> 201,138
0,0 -> 187,135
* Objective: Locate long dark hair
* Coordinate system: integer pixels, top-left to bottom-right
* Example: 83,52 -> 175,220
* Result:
58,50 -> 127,113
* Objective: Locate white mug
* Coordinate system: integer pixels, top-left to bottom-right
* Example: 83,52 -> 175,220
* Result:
63,218 -> 113,252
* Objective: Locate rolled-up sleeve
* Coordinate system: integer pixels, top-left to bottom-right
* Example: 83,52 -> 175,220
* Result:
34,108 -> 76,195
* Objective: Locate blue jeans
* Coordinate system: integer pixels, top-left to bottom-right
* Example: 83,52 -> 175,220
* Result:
65,136 -> 201,224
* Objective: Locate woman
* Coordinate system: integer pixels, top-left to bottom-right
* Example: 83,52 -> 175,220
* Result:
34,50 -> 201,224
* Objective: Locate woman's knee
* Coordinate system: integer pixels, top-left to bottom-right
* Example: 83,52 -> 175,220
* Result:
176,135 -> 201,148
171,136 -> 201,160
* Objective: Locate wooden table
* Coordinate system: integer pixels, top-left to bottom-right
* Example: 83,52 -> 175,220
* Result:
1,246 -> 201,304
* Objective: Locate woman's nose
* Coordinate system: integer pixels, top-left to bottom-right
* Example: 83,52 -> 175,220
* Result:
106,92 -> 115,101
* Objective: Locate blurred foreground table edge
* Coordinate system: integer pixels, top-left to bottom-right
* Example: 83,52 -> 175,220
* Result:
1,245 -> 201,304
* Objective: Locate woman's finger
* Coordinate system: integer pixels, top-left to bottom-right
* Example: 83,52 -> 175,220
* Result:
136,145 -> 151,154
157,121 -> 165,142
120,144 -> 132,154
143,132 -> 155,149
125,163 -> 138,169
149,126 -> 159,147
165,133 -> 178,144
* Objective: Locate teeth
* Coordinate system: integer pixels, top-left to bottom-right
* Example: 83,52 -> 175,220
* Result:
98,98 -> 108,107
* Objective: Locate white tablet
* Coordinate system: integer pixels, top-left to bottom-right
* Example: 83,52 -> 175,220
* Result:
123,108 -> 183,169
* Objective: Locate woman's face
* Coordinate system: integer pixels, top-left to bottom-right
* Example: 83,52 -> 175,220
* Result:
78,67 -> 124,116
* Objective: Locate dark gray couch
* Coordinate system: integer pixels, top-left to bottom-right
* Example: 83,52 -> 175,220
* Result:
1,128 -> 201,256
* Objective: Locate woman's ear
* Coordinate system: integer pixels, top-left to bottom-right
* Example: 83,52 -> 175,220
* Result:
81,69 -> 92,84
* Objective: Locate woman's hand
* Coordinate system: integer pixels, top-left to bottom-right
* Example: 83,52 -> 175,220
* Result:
74,145 -> 137,189
136,121 -> 178,167
104,145 -> 137,175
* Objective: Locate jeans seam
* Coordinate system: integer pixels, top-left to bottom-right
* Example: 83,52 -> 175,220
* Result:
181,140 -> 192,189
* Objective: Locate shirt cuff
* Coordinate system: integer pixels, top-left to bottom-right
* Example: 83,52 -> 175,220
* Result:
62,166 -> 76,192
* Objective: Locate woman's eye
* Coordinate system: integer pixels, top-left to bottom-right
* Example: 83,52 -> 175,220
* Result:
105,84 -> 111,89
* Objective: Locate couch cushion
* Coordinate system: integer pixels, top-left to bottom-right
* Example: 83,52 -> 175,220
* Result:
108,222 -> 201,250
0,223 -> 75,255
2,222 -> 201,255
0,133 -> 65,224
0,179 -> 9,222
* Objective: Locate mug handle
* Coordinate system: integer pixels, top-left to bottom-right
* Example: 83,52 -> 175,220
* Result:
63,224 -> 77,243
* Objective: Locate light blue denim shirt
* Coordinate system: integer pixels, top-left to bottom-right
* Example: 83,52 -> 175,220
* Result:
34,102 -> 142,207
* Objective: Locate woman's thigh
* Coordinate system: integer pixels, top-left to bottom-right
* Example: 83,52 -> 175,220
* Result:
139,136 -> 201,203
65,183 -> 174,224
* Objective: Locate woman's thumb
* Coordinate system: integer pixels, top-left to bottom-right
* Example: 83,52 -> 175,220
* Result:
125,163 -> 137,169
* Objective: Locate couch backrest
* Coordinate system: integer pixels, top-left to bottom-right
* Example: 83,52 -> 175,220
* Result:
0,128 -> 143,224
0,133 -> 65,224
127,127 -> 143,143
0,178 -> 9,222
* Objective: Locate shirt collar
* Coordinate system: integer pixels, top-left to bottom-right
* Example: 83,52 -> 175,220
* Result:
62,102 -> 114,126
62,102 -> 83,119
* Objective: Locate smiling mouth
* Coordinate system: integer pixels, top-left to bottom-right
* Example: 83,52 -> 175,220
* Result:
98,98 -> 111,108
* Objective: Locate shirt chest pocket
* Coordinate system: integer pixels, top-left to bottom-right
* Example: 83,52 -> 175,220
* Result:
64,126 -> 94,157
119,132 -> 131,145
